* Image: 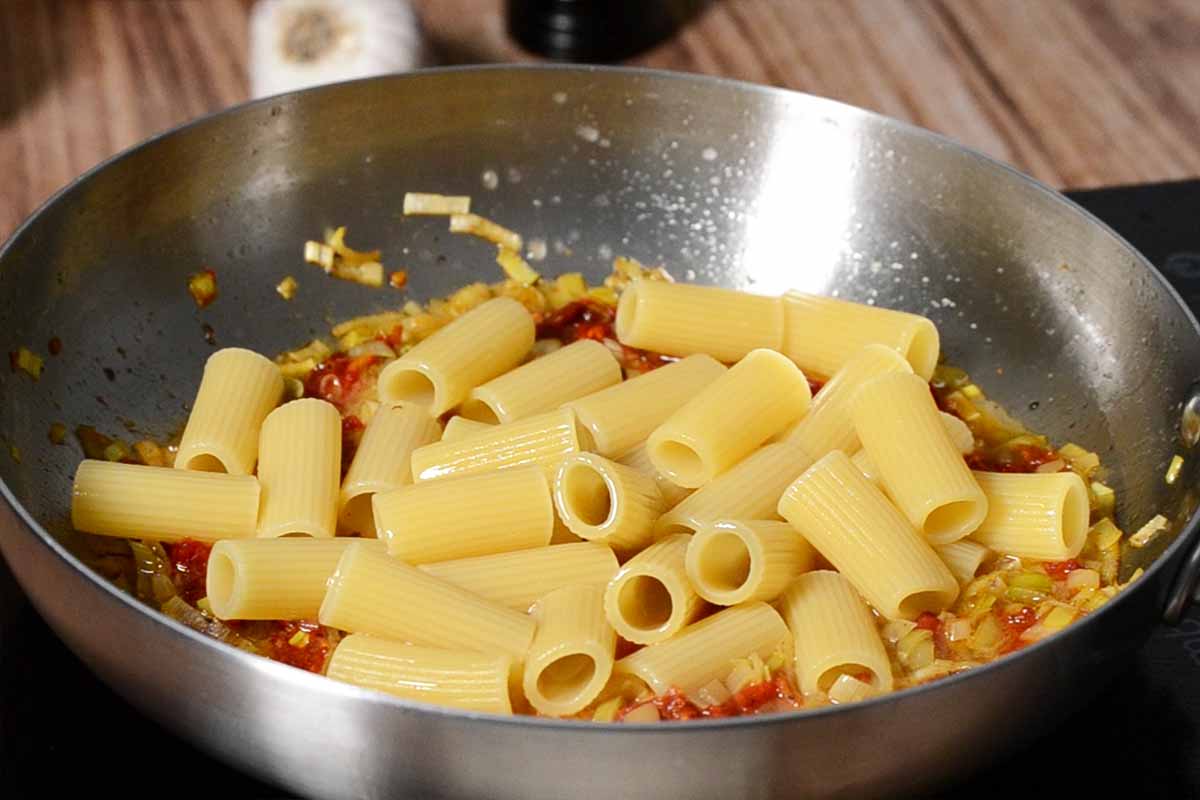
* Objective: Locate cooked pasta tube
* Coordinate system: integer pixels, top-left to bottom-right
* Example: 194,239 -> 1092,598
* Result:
523,585 -> 616,716
777,451 -> 959,620
374,467 -> 554,564
411,408 -> 580,482
852,411 -> 976,486
338,403 -> 441,536
602,534 -> 703,644
460,339 -> 621,424
256,399 -> 341,538
616,444 -> 692,509
779,571 -> 894,695
175,348 -> 284,474
783,344 -> 911,456
377,297 -> 535,415
780,292 -> 940,380
440,416 -> 496,443
419,542 -> 619,611
552,453 -> 665,555
852,372 -> 987,544
71,460 -> 258,542
614,279 -> 784,363
206,538 -> 385,620
686,520 -> 816,605
319,542 -> 535,662
934,540 -> 992,585
615,602 -> 790,695
564,354 -> 726,458
327,634 -> 513,715
967,471 -> 1090,560
648,349 -> 811,488
655,440 -> 815,536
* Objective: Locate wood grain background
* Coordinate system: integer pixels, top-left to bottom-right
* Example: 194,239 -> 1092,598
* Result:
2,0 -> 1199,241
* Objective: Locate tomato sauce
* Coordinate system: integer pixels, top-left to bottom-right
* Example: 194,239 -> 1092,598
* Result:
1043,559 -> 1082,579
966,443 -> 1062,474
166,539 -> 212,605
304,353 -> 381,412
536,299 -> 677,373
998,605 -> 1038,653
264,620 -> 333,673
618,673 -> 802,721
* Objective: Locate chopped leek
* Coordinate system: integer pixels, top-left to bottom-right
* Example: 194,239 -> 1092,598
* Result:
449,213 -> 523,251
1009,572 -> 1054,593
1129,514 -> 1168,548
12,347 -> 43,380
591,696 -> 623,723
402,192 -> 470,216
1165,454 -> 1184,485
276,275 -> 299,300
496,246 -> 540,286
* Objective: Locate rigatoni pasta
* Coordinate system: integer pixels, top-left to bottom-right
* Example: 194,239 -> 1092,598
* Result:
374,466 -> 554,563
616,444 -> 692,509
256,399 -> 342,539
440,416 -> 495,442
175,347 -> 284,474
614,279 -> 784,362
206,538 -> 383,620
686,520 -> 816,605
71,460 -> 259,542
419,542 -> 619,611
564,354 -> 726,458
523,585 -> 616,716
460,339 -> 621,424
777,451 -> 959,620
602,534 -> 703,645
615,602 -> 790,696
852,372 -> 987,544
339,403 -> 441,536
779,571 -> 894,695
648,349 -> 812,488
319,542 -> 535,662
552,453 -> 665,555
327,634 -> 513,714
968,471 -> 1090,560
377,297 -> 535,415
934,540 -> 992,585
780,291 -> 940,380
411,408 -> 580,482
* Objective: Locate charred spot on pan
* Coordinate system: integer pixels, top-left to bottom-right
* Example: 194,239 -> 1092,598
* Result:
102,367 -> 116,382
48,336 -> 63,356
201,323 -> 217,346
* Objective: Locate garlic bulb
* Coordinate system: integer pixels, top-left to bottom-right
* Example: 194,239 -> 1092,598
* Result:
249,0 -> 428,99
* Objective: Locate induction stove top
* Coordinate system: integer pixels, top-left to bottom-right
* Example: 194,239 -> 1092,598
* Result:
2,181 -> 1199,798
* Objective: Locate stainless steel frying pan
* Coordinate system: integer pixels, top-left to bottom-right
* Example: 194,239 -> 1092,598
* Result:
2,66 -> 1200,800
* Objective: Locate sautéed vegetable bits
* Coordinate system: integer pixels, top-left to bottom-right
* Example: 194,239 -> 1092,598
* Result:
70,257 -> 1149,721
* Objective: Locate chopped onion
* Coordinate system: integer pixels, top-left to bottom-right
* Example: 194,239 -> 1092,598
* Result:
621,703 -> 661,723
1066,568 -> 1100,592
827,673 -> 873,705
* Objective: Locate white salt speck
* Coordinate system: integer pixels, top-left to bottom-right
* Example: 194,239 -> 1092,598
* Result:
885,149 -> 895,159
532,198 -> 542,208
576,125 -> 600,143
870,261 -> 883,274
506,167 -> 522,183
598,244 -> 613,260
685,269 -> 697,280
890,241 -> 900,249
921,276 -> 931,284
893,276 -> 902,283
594,194 -> 610,207
941,297 -> 956,308
599,138 -> 611,148
1045,328 -> 1056,335
526,239 -> 547,262
481,169 -> 499,190
552,92 -> 568,104
709,176 -> 721,186
985,336 -> 993,343
996,267 -> 1005,274
969,322 -> 978,330
910,252 -> 919,259
867,298 -> 877,306
701,147 -> 718,161
890,261 -> 904,270
550,195 -> 562,205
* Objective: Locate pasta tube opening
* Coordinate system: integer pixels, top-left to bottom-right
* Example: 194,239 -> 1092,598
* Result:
185,454 -> 226,473
691,532 -> 751,595
206,549 -> 238,615
925,500 -> 985,543
458,398 -> 501,425
379,368 -> 438,409
603,535 -> 702,644
616,576 -> 674,632
536,653 -> 598,706
817,663 -> 884,693
560,461 -> 614,526
652,441 -> 705,488
553,453 -> 663,554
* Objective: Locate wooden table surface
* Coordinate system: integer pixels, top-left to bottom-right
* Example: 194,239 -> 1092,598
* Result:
2,0 -> 1199,241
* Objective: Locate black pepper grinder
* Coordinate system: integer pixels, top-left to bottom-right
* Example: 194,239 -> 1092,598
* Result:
506,0 -> 681,62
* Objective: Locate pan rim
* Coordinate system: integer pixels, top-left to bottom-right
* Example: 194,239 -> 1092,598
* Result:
2,62 -> 1198,734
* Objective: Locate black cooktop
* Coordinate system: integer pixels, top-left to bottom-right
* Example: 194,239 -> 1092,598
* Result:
3,181 -> 1200,798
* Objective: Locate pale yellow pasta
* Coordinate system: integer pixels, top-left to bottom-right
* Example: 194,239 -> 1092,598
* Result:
777,451 -> 959,620
411,408 -> 580,482
934,540 -> 992,585
419,542 -> 619,611
602,534 -> 703,645
655,440 -> 815,536
778,571 -> 894,695
206,538 -> 384,620
780,292 -> 940,380
648,349 -> 811,488
440,416 -> 495,442
686,520 -> 816,605
327,634 -> 512,715
460,339 -> 622,424
616,444 -> 692,509
850,448 -> 881,486
552,453 -> 665,555
377,297 -> 535,415
319,542 -> 535,662
175,348 -> 284,474
71,460 -> 258,542
614,279 -> 784,363
852,372 -> 987,544
615,602 -> 790,695
374,466 -> 554,564
523,585 -> 616,716
782,344 -> 911,456
967,471 -> 1090,560
851,411 -> 976,487
256,399 -> 341,539
338,403 -> 441,536
563,354 -> 726,458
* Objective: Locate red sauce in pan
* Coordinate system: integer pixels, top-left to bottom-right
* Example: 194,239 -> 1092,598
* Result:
618,673 -> 802,721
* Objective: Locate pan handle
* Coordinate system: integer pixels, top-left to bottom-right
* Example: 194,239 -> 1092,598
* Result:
1163,384 -> 1200,624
